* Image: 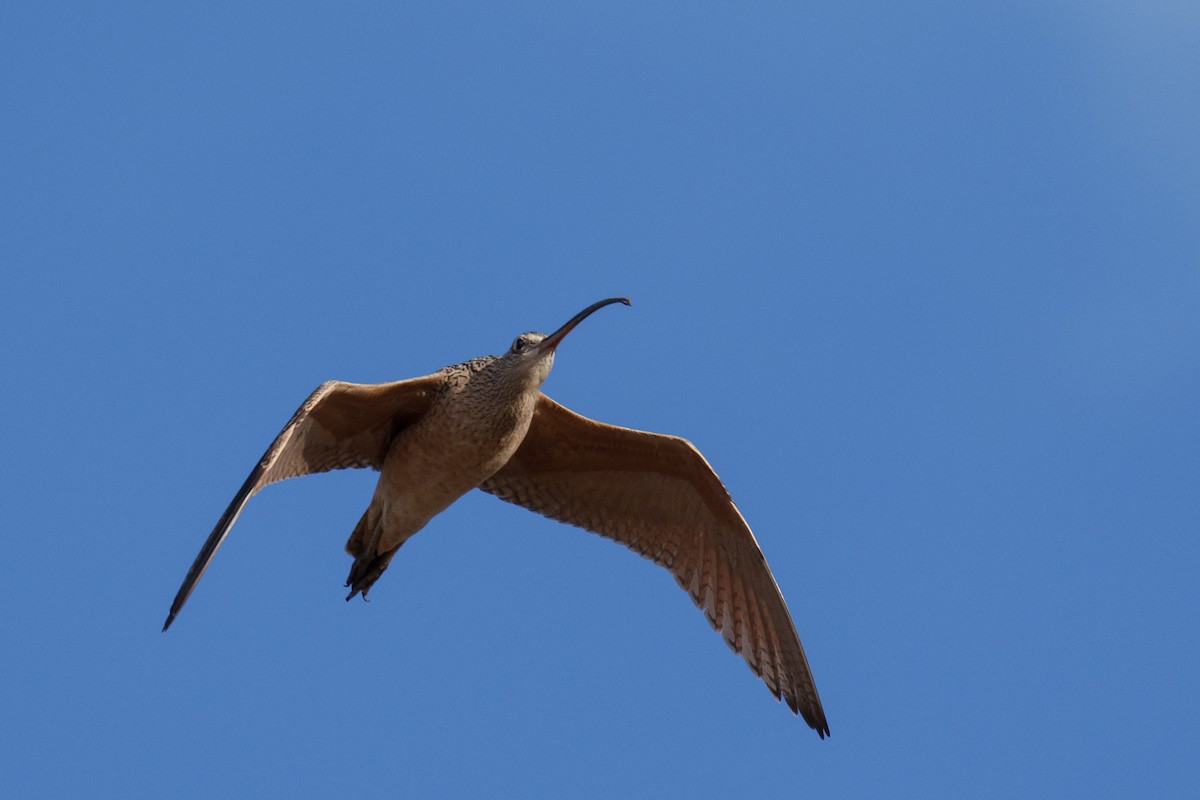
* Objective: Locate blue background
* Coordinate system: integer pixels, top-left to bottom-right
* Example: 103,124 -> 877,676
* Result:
3,2 -> 1197,797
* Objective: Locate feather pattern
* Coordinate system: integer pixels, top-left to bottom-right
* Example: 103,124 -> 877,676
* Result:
162,375 -> 441,630
479,394 -> 829,737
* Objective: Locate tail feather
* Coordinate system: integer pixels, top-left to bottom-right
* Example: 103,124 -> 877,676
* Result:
344,507 -> 374,560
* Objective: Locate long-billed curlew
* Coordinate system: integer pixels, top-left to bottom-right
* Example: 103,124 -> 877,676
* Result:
163,297 -> 829,737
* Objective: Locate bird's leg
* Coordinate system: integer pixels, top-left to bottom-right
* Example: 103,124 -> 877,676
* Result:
345,545 -> 402,601
344,503 -> 400,601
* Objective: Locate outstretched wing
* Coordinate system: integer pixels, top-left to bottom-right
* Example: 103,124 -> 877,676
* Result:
479,394 -> 829,737
163,375 -> 441,630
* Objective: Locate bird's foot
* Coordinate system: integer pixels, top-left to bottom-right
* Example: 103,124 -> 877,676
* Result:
344,546 -> 399,602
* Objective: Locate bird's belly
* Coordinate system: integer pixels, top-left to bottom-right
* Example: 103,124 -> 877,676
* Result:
372,409 -> 528,550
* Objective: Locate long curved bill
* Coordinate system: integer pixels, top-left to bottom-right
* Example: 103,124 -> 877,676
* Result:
537,297 -> 631,353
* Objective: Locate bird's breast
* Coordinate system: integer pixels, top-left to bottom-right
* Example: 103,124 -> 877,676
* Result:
374,382 -> 539,536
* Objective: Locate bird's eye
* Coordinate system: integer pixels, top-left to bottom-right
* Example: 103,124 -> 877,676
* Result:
513,338 -> 525,352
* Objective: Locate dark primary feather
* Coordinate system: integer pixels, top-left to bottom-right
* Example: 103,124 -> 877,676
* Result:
162,376 -> 440,630
479,394 -> 829,737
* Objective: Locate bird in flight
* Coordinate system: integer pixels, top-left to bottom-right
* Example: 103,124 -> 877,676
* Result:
164,297 -> 829,737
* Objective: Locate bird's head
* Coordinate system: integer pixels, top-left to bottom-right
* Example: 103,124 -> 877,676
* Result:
503,297 -> 631,387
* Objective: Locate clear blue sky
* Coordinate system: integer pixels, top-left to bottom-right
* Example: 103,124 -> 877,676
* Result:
2,2 -> 1197,797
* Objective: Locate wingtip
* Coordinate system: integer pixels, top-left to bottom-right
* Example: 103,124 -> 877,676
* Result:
808,710 -> 831,739
786,691 -> 830,739
162,613 -> 175,632
806,708 -> 831,739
